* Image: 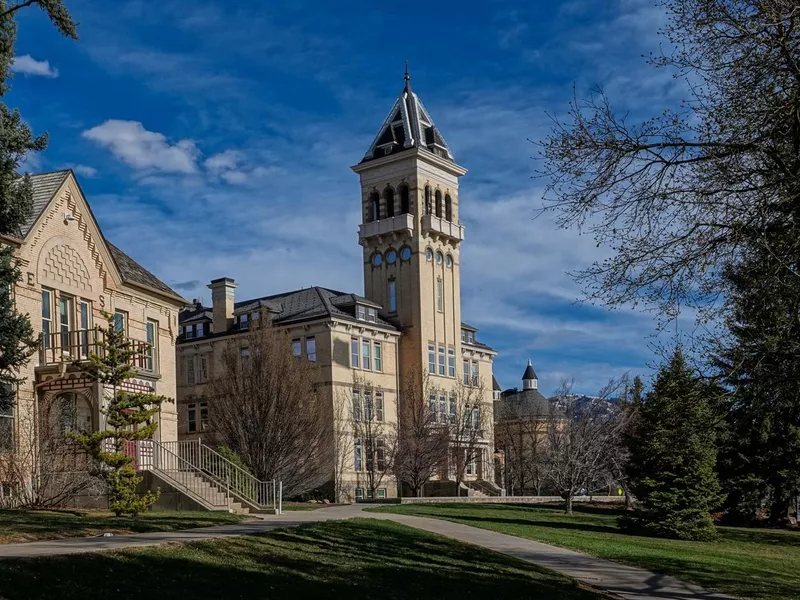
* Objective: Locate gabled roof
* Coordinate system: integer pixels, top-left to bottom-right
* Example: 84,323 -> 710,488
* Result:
361,75 -> 454,164
25,170 -> 184,303
492,374 -> 501,392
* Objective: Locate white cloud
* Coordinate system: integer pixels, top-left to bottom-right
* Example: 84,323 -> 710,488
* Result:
64,164 -> 98,178
82,120 -> 198,174
204,149 -> 242,172
11,55 -> 59,78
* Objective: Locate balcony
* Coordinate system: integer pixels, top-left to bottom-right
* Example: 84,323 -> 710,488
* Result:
421,214 -> 465,243
359,213 -> 414,243
39,328 -> 156,374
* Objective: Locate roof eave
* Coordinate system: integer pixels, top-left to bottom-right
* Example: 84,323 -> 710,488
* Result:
351,146 -> 467,177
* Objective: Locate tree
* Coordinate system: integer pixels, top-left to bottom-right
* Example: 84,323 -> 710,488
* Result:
0,0 -> 77,410
349,376 -> 397,500
394,372 -> 449,497
716,248 -> 800,526
448,378 -> 490,495
545,378 -> 629,514
495,393 -> 550,496
208,320 -> 330,500
69,314 -> 167,516
538,0 -> 800,325
624,349 -> 723,540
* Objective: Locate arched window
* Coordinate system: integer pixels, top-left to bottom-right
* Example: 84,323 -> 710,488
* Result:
445,194 -> 453,222
384,186 -> 395,218
435,190 -> 443,218
424,185 -> 432,215
369,191 -> 380,222
399,184 -> 410,214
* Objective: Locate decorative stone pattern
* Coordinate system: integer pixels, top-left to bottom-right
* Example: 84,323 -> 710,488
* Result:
40,244 -> 93,292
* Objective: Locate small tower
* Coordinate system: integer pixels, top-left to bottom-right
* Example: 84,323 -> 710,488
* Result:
522,359 -> 538,391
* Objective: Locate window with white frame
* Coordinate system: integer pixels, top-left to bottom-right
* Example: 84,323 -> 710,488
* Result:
472,407 -> 480,430
471,361 -> 479,386
306,336 -> 316,362
373,341 -> 382,372
239,313 -> 249,329
114,310 -> 127,334
428,344 -> 436,373
78,300 -> 90,358
184,324 -> 195,339
200,402 -> 209,431
463,360 -> 470,386
357,305 -> 366,321
354,438 -> 363,471
199,355 -> 209,383
186,357 -> 195,385
351,338 -> 359,368
377,488 -> 387,499
352,389 -> 362,421
438,394 -> 447,424
364,391 -> 373,421
436,278 -> 444,312
448,347 -> 455,377
187,403 -> 197,433
0,385 -> 13,451
41,289 -> 52,349
375,392 -> 384,422
449,395 -> 456,424
145,320 -> 158,372
366,307 -> 377,323
429,392 -> 437,421
361,340 -> 371,371
438,345 -> 446,376
196,322 -> 205,337
388,279 -> 397,313
292,339 -> 302,358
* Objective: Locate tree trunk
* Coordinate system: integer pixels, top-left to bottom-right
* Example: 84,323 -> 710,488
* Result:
769,490 -> 792,527
565,494 -> 573,515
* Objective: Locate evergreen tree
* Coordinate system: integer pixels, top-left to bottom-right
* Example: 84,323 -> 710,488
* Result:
623,349 -> 723,541
0,1 -> 77,410
69,314 -> 167,516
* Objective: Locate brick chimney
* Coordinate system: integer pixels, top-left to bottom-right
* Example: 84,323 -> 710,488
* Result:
208,277 -> 237,334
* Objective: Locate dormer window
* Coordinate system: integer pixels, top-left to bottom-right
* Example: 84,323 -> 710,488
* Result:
239,314 -> 249,329
366,307 -> 377,323
357,304 -> 377,323
196,323 -> 205,337
184,325 -> 195,339
461,329 -> 475,345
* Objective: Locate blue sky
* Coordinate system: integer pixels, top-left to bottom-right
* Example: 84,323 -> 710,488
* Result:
10,0 -> 683,394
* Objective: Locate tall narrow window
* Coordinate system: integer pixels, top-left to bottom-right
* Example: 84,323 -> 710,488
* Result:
364,392 -> 373,421
186,358 -> 195,385
59,295 -> 72,352
429,392 -> 437,421
424,185 -> 432,215
196,322 -> 204,337
384,186 -> 395,218
472,361 -> 479,386
428,344 -> 436,373
292,339 -> 302,358
373,341 -> 382,372
200,402 -> 209,431
41,289 -> 52,350
388,279 -> 397,313
199,355 -> 209,382
0,399 -> 13,452
353,389 -> 362,421
435,190 -> 442,218
146,320 -> 158,372
370,192 -> 380,222
187,403 -> 197,433
449,395 -> 456,424
78,301 -> 90,358
376,392 -> 384,422
436,278 -> 444,312
445,194 -> 453,221
399,184 -> 410,214
376,439 -> 386,471
239,313 -> 249,329
472,408 -> 480,430
354,438 -> 363,471
439,394 -> 447,424
438,345 -> 446,376
306,336 -> 316,362
448,347 -> 456,377
114,310 -> 127,334
362,340 -> 371,371
351,338 -> 360,368
463,360 -> 470,386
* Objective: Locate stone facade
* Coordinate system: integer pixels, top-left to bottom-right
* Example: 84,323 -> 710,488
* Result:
1,170 -> 185,502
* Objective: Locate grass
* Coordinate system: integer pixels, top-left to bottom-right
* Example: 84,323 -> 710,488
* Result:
0,509 -> 246,544
370,503 -> 800,600
0,518 -> 609,600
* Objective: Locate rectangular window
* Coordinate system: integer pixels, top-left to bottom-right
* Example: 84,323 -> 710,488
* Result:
364,392 -> 373,421
461,329 -> 466,343
200,402 -> 209,431
354,438 -> 363,472
472,361 -> 479,387
351,338 -> 359,368
438,345 -> 445,376
357,305 -> 366,321
196,322 -> 204,337
448,347 -> 455,377
472,408 -> 480,430
59,295 -> 72,352
376,439 -> 387,471
366,307 -> 377,323
186,357 -> 195,385
240,348 -> 250,359
114,310 -> 127,334
388,280 -> 397,313
41,289 -> 52,349
78,301 -> 90,358
187,403 -> 197,433
292,339 -> 302,358
436,278 -> 443,312
373,341 -> 382,372
145,320 -> 157,372
306,337 -> 316,362
449,395 -> 456,424
377,488 -> 387,499
429,392 -> 437,421
0,395 -> 13,452
239,314 -> 249,329
428,344 -> 436,374
362,340 -> 371,371
463,360 -> 470,386
468,331 -> 475,344
439,394 -> 447,424
352,389 -> 362,421
184,325 -> 195,339
376,392 -> 384,422
199,355 -> 209,383
355,487 -> 364,500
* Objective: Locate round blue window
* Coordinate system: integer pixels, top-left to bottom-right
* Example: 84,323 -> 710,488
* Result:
400,247 -> 412,261
425,248 -> 433,262
435,252 -> 443,265
372,253 -> 383,267
386,249 -> 397,264
445,254 -> 453,267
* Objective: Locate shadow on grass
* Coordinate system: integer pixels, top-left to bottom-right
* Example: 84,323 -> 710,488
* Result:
0,519 -> 605,600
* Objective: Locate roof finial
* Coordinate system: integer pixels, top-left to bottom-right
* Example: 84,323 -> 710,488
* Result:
404,60 -> 411,92
527,358 -> 532,366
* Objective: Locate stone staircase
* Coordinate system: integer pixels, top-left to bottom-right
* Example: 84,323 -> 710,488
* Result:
464,479 -> 503,497
151,468 -> 251,514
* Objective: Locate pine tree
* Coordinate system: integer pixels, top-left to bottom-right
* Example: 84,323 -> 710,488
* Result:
623,349 -> 723,541
69,314 -> 167,516
0,1 -> 77,410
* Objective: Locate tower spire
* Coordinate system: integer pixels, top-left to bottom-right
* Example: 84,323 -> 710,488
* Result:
404,61 -> 411,92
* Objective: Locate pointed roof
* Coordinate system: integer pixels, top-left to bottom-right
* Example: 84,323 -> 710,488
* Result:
492,374 -> 502,392
361,68 -> 454,164
522,359 -> 538,381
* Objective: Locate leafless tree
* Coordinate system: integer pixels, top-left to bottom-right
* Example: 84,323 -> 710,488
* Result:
448,378 -> 490,496
545,377 -> 631,514
349,376 -> 397,500
208,321 -> 330,499
495,399 -> 551,496
394,372 -> 450,497
331,391 -> 354,503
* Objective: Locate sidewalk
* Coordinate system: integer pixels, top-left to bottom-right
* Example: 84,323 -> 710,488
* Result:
0,504 -> 735,600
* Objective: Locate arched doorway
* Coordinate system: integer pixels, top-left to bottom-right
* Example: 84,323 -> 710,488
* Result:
48,392 -> 93,434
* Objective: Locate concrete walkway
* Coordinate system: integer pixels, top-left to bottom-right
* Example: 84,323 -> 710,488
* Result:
0,505 -> 735,600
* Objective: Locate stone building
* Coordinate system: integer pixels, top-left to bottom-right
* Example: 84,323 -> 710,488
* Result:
0,170 -> 184,505
177,74 -> 499,500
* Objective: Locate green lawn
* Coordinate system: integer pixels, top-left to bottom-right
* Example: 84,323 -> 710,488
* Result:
0,509 -> 246,544
0,519 -> 607,600
371,503 -> 800,600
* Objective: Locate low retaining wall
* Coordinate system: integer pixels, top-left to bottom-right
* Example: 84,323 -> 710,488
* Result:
399,495 -> 626,505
